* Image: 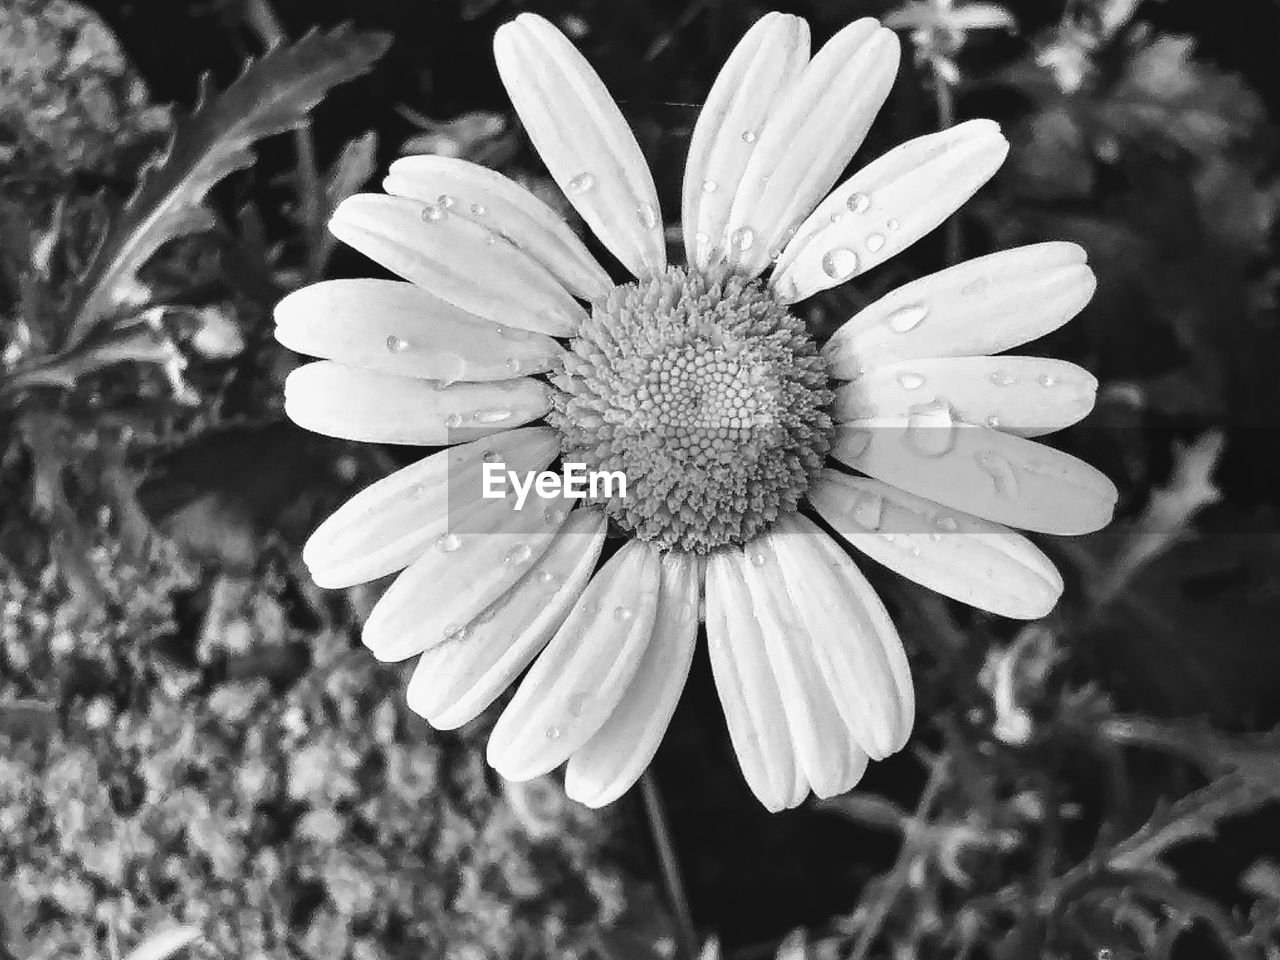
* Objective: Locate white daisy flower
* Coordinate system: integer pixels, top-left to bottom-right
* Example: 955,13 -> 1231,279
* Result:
275,11 -> 1115,812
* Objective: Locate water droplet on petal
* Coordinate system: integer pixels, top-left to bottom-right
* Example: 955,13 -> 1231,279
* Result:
614,605 -> 633,621
847,192 -> 872,213
935,514 -> 959,532
742,129 -> 758,144
485,233 -> 498,246
470,202 -> 487,215
990,370 -> 1015,387
905,399 -> 957,458
1038,374 -> 1057,387
866,233 -> 886,253
851,493 -> 884,530
729,227 -> 755,253
985,415 -> 1001,429
481,449 -> 501,463
538,570 -> 560,586
887,218 -> 901,231
976,450 -> 1020,498
896,371 -> 925,390
437,194 -> 456,209
821,248 -> 859,280
569,173 -> 596,193
887,304 -> 928,332
702,179 -> 719,194
567,692 -> 589,717
750,550 -> 767,567
504,542 -> 532,565
436,533 -> 462,553
830,212 -> 845,225
546,725 -> 562,740
694,231 -> 709,246
474,409 -> 512,424
636,203 -> 658,229
385,335 -> 410,353
421,203 -> 446,223
445,413 -> 463,429
543,506 -> 567,526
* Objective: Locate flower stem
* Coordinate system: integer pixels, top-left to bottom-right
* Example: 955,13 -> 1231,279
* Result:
641,769 -> 699,960
931,61 -> 963,266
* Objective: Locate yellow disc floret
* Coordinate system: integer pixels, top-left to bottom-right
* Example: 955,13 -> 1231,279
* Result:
550,267 -> 833,553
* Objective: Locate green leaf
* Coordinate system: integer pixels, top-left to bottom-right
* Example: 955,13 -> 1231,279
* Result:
63,24 -> 391,350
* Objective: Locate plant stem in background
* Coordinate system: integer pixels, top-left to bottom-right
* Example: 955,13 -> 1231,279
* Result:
244,0 -> 325,280
641,770 -> 699,960
931,61 -> 962,266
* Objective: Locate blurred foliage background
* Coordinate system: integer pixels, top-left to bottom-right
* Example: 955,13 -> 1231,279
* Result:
2,0 -> 1280,958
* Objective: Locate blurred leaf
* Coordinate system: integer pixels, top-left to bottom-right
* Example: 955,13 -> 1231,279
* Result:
1080,507 -> 1280,722
316,130 -> 379,269
63,23 -> 391,349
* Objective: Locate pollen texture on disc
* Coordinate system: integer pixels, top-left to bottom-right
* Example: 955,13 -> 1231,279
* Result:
550,267 -> 834,553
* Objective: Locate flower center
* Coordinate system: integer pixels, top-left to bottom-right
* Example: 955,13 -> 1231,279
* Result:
549,267 -> 834,553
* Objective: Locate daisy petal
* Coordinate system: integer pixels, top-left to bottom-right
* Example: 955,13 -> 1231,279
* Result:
736,539 -> 870,799
564,551 -> 700,807
406,507 -> 607,729
275,279 -> 565,383
824,242 -> 1095,379
303,426 -> 559,589
494,13 -> 665,278
284,361 -> 550,445
722,19 -> 900,279
682,12 -> 809,271
767,515 -> 914,760
809,471 -> 1064,619
771,120 -> 1009,303
834,356 -> 1097,437
705,550 -> 801,811
486,540 -> 663,781
362,482 -> 576,662
384,156 -> 612,300
329,193 -> 582,337
831,419 -> 1118,535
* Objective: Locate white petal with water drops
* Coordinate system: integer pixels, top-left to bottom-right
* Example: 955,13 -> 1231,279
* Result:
771,120 -> 1009,303
303,426 -> 559,589
831,418 -> 1118,535
824,242 -> 1096,379
275,279 -> 565,384
486,540 -> 662,781
383,156 -> 612,300
284,361 -> 550,446
721,19 -> 900,278
734,539 -> 870,799
406,508 -> 607,728
705,550 -> 801,811
681,12 -> 809,271
361,480 -> 576,662
564,551 -> 700,807
494,13 -> 665,278
329,194 -> 583,337
809,471 -> 1064,619
834,356 -> 1097,437
766,514 -> 914,761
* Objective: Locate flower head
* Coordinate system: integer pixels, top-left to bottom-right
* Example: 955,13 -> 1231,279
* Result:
275,11 -> 1115,811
